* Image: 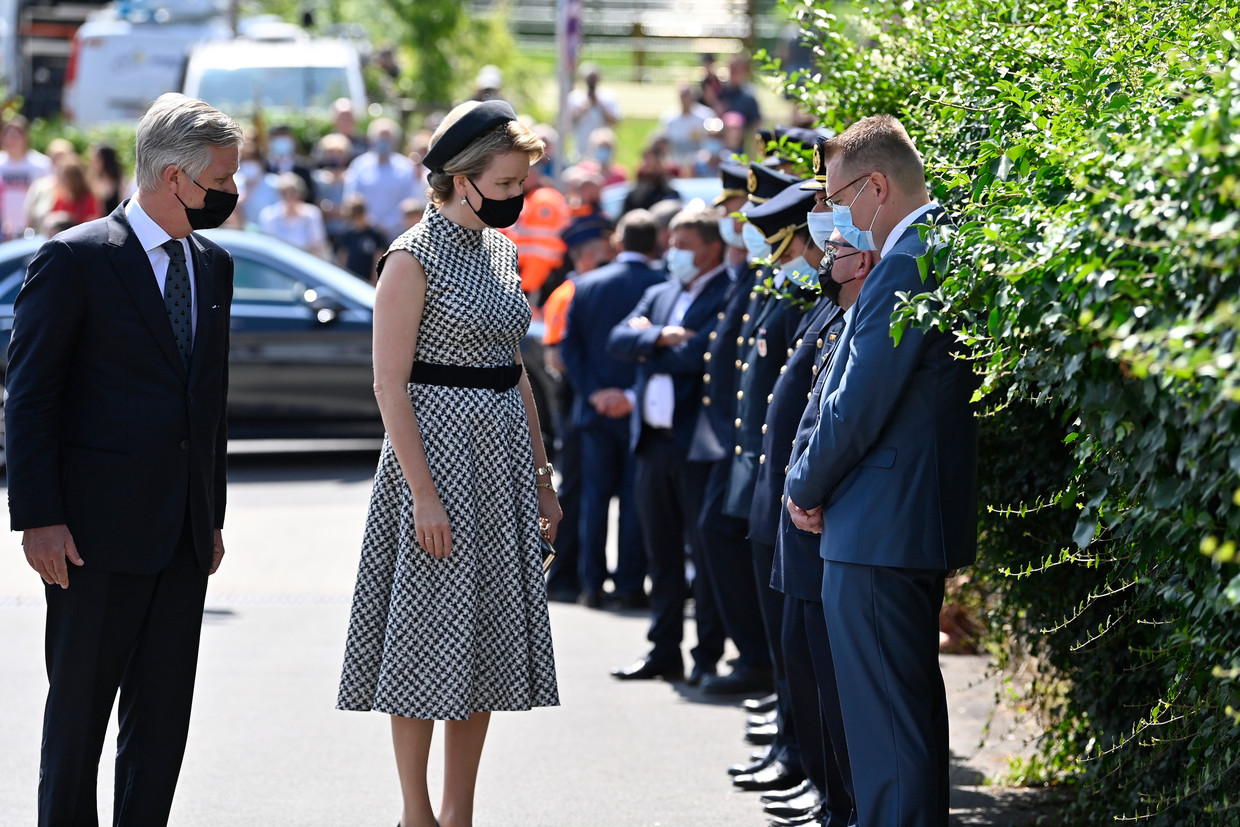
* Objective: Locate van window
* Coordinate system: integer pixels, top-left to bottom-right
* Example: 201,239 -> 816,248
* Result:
196,66 -> 353,112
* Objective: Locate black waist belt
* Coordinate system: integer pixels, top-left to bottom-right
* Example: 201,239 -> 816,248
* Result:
409,361 -> 524,391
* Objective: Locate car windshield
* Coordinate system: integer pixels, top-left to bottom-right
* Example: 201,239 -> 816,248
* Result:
203,230 -> 377,308
196,66 -> 352,111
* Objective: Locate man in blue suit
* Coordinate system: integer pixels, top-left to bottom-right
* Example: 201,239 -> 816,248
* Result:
606,207 -> 731,682
560,209 -> 666,608
785,116 -> 979,826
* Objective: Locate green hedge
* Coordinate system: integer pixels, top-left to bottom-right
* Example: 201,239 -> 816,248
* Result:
773,0 -> 1240,821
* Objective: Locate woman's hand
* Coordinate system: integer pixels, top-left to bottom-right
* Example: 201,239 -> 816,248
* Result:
414,493 -> 453,558
537,486 -> 563,544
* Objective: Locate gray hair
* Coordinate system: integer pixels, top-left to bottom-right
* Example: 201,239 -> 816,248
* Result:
669,206 -> 723,246
134,93 -> 243,194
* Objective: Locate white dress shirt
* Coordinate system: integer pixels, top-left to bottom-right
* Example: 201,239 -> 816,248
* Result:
641,263 -> 725,428
126,198 -> 197,343
880,201 -> 940,259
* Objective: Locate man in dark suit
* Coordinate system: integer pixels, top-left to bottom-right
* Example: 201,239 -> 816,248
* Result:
6,92 -> 241,826
606,207 -> 731,682
560,209 -> 665,608
786,115 -> 978,826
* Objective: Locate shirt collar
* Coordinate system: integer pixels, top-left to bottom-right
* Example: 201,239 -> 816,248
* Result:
616,251 -> 650,265
880,201 -> 938,259
684,262 -> 726,300
125,198 -> 180,255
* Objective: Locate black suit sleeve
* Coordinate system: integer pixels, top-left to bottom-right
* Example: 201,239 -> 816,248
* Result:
213,252 -> 233,528
6,240 -> 87,529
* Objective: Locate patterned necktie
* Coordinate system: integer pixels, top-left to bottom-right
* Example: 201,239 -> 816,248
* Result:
162,239 -> 192,363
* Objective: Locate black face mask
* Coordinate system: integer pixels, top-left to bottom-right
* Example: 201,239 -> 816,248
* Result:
175,172 -> 238,230
819,248 -> 863,305
466,178 -> 524,229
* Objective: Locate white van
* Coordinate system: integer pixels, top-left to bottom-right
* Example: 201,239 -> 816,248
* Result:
181,35 -> 366,119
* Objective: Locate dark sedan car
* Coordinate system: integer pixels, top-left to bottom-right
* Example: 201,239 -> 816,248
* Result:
0,229 -> 557,468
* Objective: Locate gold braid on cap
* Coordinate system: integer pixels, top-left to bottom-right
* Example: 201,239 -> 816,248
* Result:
762,222 -> 804,262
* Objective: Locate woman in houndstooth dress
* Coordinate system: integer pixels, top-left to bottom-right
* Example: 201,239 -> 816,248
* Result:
337,101 -> 560,827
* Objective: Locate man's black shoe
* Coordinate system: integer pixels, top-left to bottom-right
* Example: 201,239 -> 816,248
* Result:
732,760 -> 806,792
610,656 -> 683,682
747,711 -> 777,728
702,666 -> 775,697
764,788 -> 822,818
744,722 -> 778,745
727,748 -> 776,776
760,779 -> 814,804
743,693 -> 778,713
610,591 -> 650,610
577,589 -> 605,609
686,663 -> 717,687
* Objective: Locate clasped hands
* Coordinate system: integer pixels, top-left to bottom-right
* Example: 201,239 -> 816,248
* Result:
785,497 -> 824,534
627,315 -> 695,348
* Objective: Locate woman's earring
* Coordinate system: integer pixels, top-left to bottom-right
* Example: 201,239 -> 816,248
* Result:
461,196 -> 467,205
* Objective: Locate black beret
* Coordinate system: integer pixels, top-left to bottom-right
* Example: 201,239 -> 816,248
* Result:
747,162 -> 801,204
746,179 -> 817,242
422,99 -> 518,172
714,161 -> 750,205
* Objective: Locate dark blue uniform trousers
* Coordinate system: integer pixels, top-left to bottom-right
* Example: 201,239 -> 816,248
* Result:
823,561 -> 949,827
577,421 -> 646,596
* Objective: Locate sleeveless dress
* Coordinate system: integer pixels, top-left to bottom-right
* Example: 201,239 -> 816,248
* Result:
337,204 -> 560,720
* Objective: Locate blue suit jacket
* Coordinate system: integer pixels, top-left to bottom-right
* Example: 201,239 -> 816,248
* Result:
560,257 -> 666,431
784,214 -> 979,571
5,203 -> 232,574
606,266 -> 731,451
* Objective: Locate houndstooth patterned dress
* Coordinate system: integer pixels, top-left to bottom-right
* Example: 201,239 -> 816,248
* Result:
337,204 -> 559,720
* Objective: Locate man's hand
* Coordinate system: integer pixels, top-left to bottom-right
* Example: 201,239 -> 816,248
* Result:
786,497 -> 823,534
627,316 -> 652,331
210,529 -> 225,575
23,525 -> 83,589
655,326 -> 695,348
590,387 -> 633,419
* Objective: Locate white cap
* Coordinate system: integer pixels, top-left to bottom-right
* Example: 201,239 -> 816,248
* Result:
476,65 -> 503,90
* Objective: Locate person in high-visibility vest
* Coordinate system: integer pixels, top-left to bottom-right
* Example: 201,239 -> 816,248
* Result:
501,166 -> 571,295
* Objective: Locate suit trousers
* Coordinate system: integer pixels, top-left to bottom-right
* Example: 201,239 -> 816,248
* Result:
39,513 -> 208,827
696,462 -> 770,671
822,561 -> 949,827
633,428 -> 725,669
751,541 -> 797,768
577,421 -> 646,595
783,595 -> 854,826
544,400 -> 582,596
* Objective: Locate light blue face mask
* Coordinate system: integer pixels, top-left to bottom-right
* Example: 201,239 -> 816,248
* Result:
781,255 -> 819,290
718,216 -> 744,249
666,247 -> 699,285
832,177 -> 881,251
806,210 -> 836,251
742,221 -> 771,262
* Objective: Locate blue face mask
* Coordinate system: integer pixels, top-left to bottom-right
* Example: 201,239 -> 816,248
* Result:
806,210 -> 835,251
666,247 -> 699,285
741,221 -> 771,262
373,137 -> 392,155
594,146 -> 614,165
781,255 -> 819,290
270,135 -> 295,157
832,177 -> 881,251
718,216 -> 744,249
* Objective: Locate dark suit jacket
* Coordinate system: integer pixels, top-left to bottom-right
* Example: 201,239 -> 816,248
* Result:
560,257 -> 666,431
605,265 -> 730,451
6,203 -> 233,574
785,212 -> 978,571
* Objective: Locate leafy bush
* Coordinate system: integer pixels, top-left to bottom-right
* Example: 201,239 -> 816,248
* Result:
773,0 -> 1240,821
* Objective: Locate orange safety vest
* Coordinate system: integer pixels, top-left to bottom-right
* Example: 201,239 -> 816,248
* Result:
502,186 -> 570,293
542,278 -> 576,346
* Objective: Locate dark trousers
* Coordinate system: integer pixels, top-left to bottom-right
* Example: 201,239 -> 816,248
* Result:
633,428 -> 725,669
39,517 -> 208,827
823,561 -> 949,827
751,541 -> 796,767
783,595 -> 854,826
545,415 -> 582,596
577,422 -> 646,595
695,461 -> 771,671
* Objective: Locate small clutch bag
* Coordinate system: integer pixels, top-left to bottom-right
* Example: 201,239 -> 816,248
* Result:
539,535 -> 557,572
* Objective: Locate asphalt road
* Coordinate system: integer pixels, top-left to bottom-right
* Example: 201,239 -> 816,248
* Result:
0,448 -> 1052,826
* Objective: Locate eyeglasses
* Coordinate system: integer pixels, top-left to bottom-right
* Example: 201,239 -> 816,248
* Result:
822,173 -> 874,209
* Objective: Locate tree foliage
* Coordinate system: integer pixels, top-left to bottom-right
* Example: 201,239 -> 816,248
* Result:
775,0 -> 1240,821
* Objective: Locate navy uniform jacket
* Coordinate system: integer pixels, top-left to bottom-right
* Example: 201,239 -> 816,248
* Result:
689,264 -> 767,462
722,281 -> 813,519
560,256 -> 666,432
768,301 -> 847,602
751,297 -> 844,548
606,266 -> 731,450
785,214 -> 979,571
6,203 -> 232,575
